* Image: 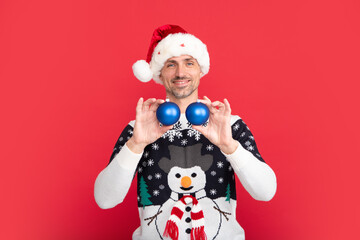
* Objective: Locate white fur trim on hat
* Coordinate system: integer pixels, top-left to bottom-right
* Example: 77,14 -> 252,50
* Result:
132,60 -> 153,82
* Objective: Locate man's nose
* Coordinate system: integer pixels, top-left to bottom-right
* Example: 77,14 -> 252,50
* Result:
175,64 -> 186,78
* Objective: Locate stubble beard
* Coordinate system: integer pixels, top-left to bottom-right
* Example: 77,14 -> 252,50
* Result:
166,78 -> 197,99
168,86 -> 196,99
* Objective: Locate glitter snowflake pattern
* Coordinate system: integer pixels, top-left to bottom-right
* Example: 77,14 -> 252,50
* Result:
153,190 -> 160,196
119,137 -> 123,142
143,151 -> 149,158
228,166 -> 232,171
172,121 -> 182,130
217,161 -> 224,168
161,130 -> 183,142
147,159 -> 154,166
187,129 -> 201,141
152,143 -> 159,150
142,161 -> 147,167
256,153 -> 261,158
154,173 -> 162,179
210,189 -> 217,195
233,123 -> 240,131
187,120 -> 208,128
147,175 -> 153,180
159,184 -> 165,190
240,132 -> 246,137
245,141 -> 251,146
211,171 -> 217,176
138,167 -> 143,173
218,177 -> 224,183
181,139 -> 188,146
206,145 -> 214,151
127,136 -> 130,140
249,135 -> 254,140
247,145 -> 255,151
128,129 -> 133,135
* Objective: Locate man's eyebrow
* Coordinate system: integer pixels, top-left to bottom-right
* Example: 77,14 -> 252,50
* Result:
165,58 -> 196,64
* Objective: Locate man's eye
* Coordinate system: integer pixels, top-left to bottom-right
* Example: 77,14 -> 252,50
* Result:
187,62 -> 194,66
167,64 -> 174,67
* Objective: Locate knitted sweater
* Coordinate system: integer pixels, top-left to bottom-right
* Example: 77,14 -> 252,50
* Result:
94,114 -> 277,240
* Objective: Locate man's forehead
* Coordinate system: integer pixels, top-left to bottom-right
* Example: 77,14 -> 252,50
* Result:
165,55 -> 196,62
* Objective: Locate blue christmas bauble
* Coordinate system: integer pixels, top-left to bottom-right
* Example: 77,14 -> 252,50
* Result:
185,102 -> 210,125
156,101 -> 181,126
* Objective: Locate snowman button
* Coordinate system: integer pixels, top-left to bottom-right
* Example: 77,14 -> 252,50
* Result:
185,206 -> 191,212
186,228 -> 191,234
185,217 -> 191,223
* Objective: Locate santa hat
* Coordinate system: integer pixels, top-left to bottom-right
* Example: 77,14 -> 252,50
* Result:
132,25 -> 210,84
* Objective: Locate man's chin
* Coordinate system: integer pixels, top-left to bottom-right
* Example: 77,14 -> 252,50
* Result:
167,86 -> 197,99
173,91 -> 193,99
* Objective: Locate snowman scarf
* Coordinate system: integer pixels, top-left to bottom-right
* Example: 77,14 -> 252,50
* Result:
163,195 -> 207,240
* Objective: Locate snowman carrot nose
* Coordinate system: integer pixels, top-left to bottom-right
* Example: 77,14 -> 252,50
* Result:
181,176 -> 192,188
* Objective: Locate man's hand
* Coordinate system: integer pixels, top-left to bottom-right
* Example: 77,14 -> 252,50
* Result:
192,96 -> 238,155
127,98 -> 173,154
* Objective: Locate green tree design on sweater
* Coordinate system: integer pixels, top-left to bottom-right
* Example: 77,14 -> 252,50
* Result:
139,176 -> 152,208
226,183 -> 231,203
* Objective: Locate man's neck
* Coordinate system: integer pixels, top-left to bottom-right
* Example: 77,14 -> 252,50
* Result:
167,92 -> 198,113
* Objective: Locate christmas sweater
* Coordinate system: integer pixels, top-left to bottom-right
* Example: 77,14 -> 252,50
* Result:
94,114 -> 277,240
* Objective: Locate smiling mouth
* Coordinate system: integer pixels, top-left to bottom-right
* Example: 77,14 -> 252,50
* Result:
172,79 -> 190,87
180,186 -> 194,191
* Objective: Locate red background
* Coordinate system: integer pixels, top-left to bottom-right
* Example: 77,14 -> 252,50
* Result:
1,0 -> 359,239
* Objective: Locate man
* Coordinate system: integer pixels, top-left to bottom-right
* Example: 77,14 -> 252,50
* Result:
94,25 -> 277,240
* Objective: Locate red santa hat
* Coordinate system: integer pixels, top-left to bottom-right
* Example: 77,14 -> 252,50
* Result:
132,25 -> 210,84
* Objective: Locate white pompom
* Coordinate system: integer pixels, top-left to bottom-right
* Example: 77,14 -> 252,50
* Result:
132,60 -> 153,82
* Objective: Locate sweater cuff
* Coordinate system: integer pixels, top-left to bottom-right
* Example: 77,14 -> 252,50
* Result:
113,143 -> 143,170
221,141 -> 251,170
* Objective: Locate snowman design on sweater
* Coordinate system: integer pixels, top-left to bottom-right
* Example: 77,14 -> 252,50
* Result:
156,143 -> 223,239
109,115 -> 267,240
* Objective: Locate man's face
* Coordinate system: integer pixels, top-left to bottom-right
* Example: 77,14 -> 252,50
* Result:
159,55 -> 203,99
